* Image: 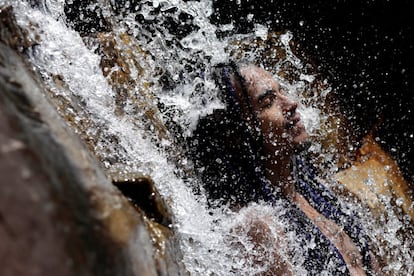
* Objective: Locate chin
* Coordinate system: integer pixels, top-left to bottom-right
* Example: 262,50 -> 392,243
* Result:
292,131 -> 310,152
293,138 -> 311,153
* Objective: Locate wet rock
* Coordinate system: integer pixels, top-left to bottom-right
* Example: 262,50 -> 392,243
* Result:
95,31 -> 191,175
111,173 -> 172,227
97,32 -> 171,139
0,5 -> 187,276
335,134 -> 414,221
0,5 -> 38,50
0,42 -> 157,275
111,172 -> 186,276
0,97 -> 73,276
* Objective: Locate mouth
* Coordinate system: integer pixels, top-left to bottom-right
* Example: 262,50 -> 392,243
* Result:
286,113 -> 301,129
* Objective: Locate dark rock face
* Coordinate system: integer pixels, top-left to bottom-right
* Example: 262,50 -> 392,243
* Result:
0,103 -> 73,276
0,42 -> 154,276
0,6 -> 186,276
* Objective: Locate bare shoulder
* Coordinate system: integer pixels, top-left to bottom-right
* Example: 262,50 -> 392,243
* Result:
228,204 -> 294,275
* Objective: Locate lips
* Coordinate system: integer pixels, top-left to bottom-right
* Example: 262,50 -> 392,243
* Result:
286,113 -> 301,128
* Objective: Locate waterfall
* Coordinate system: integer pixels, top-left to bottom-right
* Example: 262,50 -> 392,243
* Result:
2,0 -> 412,274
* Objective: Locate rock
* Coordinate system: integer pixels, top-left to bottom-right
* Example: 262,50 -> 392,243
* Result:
0,5 -> 187,275
0,6 -> 38,50
111,173 -> 186,276
95,31 -> 192,175
0,96 -> 73,276
111,173 -> 172,227
0,41 -> 156,276
96,32 -> 171,140
335,134 -> 414,221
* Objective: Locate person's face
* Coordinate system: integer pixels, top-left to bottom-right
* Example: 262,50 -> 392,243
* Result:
233,65 -> 309,155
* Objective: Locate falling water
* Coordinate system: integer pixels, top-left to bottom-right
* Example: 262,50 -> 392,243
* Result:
3,0 -> 413,274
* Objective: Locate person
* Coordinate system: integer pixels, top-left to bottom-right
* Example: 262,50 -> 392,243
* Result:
189,62 -> 380,275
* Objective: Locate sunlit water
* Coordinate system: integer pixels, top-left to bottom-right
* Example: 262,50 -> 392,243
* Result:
4,0 -> 413,274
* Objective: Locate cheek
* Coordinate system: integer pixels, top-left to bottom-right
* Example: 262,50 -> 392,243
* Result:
258,110 -> 285,137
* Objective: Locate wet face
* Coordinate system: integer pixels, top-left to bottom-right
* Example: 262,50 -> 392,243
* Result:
233,65 -> 309,155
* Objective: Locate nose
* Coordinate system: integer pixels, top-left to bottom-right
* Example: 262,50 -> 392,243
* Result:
280,94 -> 298,114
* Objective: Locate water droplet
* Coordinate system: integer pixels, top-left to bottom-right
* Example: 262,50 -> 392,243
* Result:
396,198 -> 404,207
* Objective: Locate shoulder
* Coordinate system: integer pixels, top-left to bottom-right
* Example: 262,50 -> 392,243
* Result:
228,204 -> 294,275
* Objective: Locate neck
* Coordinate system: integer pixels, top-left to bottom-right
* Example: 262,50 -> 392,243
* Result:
264,150 -> 296,200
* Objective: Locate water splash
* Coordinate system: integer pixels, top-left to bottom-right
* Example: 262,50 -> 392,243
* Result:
4,0 -> 413,274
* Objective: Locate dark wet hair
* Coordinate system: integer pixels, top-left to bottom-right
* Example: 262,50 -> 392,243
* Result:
189,62 -> 268,207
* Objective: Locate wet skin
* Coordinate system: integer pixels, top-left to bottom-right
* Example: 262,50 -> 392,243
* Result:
234,65 -> 309,157
232,64 -> 309,197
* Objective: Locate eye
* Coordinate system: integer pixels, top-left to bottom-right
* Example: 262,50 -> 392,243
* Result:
258,90 -> 277,109
261,96 -> 274,108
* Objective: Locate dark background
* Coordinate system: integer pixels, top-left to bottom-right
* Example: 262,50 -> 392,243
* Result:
212,0 -> 414,185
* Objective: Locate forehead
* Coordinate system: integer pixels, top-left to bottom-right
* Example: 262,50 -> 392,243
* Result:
239,65 -> 280,100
